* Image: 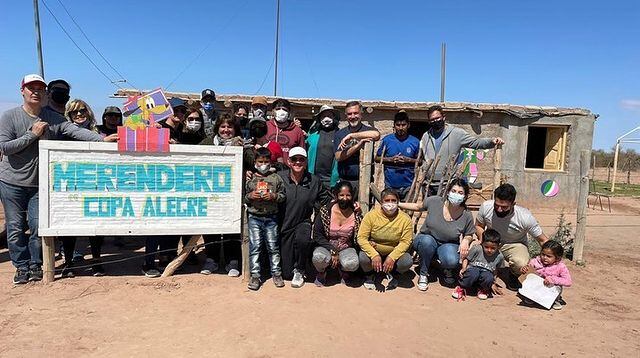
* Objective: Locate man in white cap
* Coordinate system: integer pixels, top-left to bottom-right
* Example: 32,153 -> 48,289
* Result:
306,104 -> 340,189
0,74 -> 117,284
277,147 -> 331,287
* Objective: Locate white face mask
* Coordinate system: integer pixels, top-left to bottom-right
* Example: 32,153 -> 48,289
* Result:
255,163 -> 270,175
382,202 -> 398,215
252,109 -> 265,118
186,120 -> 201,132
274,109 -> 289,123
448,192 -> 465,206
320,117 -> 334,128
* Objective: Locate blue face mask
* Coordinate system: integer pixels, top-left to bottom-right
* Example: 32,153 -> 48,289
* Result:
447,192 -> 465,206
202,102 -> 214,112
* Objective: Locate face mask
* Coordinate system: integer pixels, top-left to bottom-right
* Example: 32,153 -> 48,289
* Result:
255,163 -> 270,175
235,115 -> 247,123
202,102 -> 214,112
252,109 -> 265,118
320,117 -> 334,128
337,199 -> 352,210
274,109 -> 289,123
447,192 -> 465,206
429,119 -> 445,132
186,121 -> 201,132
494,208 -> 511,218
51,90 -> 70,105
382,202 -> 398,215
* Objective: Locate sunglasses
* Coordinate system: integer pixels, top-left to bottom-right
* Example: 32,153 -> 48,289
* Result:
290,156 -> 306,163
71,108 -> 88,116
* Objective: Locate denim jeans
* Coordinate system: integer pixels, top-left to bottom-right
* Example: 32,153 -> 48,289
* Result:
0,181 -> 40,269
248,214 -> 281,277
460,266 -> 495,291
412,233 -> 459,276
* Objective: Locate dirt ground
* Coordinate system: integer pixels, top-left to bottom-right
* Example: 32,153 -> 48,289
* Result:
592,167 -> 640,185
0,197 -> 639,357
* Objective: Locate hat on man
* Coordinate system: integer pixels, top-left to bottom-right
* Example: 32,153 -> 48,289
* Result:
251,96 -> 268,107
288,146 -> 307,158
103,106 -> 122,117
21,74 -> 46,89
201,89 -> 216,101
169,97 -> 187,109
272,98 -> 291,110
314,104 -> 340,120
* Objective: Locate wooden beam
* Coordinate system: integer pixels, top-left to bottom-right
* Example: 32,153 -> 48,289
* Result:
493,145 -> 503,195
241,208 -> 250,282
611,142 -> 620,192
358,141 -> 374,214
573,150 -> 590,265
42,236 -> 55,283
161,235 -> 200,277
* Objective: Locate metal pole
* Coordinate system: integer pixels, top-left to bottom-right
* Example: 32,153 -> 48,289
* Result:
273,0 -> 280,96
440,42 -> 446,102
33,0 -> 45,78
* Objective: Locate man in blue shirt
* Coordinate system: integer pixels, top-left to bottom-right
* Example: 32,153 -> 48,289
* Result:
375,110 -> 420,200
334,100 -> 380,194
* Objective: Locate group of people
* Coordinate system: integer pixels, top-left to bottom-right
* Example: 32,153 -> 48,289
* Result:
0,74 -> 571,310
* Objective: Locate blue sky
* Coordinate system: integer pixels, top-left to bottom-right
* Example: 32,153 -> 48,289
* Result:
1,0 -> 638,149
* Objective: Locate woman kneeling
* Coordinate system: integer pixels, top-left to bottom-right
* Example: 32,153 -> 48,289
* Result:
311,181 -> 361,286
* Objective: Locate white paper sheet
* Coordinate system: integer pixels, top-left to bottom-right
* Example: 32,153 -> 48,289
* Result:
518,273 -> 561,309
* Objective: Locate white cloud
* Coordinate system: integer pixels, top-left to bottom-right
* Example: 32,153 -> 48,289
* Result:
621,99 -> 640,111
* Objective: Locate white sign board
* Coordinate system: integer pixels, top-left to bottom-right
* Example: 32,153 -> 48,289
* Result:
518,274 -> 562,309
38,141 -> 243,236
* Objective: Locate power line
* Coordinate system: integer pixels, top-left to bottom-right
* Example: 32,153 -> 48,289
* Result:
254,55 -> 275,95
40,0 -> 123,89
164,0 -> 251,90
54,0 -> 139,90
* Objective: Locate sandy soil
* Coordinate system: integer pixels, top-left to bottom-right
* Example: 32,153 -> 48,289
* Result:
0,198 -> 639,357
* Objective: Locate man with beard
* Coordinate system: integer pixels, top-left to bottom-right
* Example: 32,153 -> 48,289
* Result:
334,100 -> 380,194
44,79 -> 70,115
475,183 -> 549,291
420,105 -> 504,195
266,98 -> 305,162
277,147 -> 331,287
374,110 -> 420,200
0,74 -> 117,284
306,104 -> 340,189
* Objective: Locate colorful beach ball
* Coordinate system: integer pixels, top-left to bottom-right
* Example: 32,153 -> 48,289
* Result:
541,180 -> 559,197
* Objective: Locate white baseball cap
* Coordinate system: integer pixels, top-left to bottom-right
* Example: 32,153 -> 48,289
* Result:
288,146 -> 307,158
21,74 -> 46,89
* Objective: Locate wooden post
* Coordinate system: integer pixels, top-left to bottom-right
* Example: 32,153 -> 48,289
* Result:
611,142 -> 620,192
493,144 -> 502,196
358,141 -> 373,214
161,235 -> 200,277
241,208 -> 250,282
573,150 -> 590,265
42,236 -> 55,283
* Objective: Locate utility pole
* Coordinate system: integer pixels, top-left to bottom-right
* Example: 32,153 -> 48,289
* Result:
440,42 -> 446,103
33,0 -> 45,78
273,0 -> 280,96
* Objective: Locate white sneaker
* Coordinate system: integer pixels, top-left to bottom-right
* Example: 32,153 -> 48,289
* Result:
291,269 -> 305,288
363,275 -> 375,290
226,260 -> 240,277
200,258 -> 218,275
417,274 -> 429,291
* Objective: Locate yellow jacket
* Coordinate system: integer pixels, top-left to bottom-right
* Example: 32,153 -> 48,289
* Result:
357,207 -> 413,261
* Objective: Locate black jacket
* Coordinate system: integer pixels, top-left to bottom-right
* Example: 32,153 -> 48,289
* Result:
277,169 -> 331,233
